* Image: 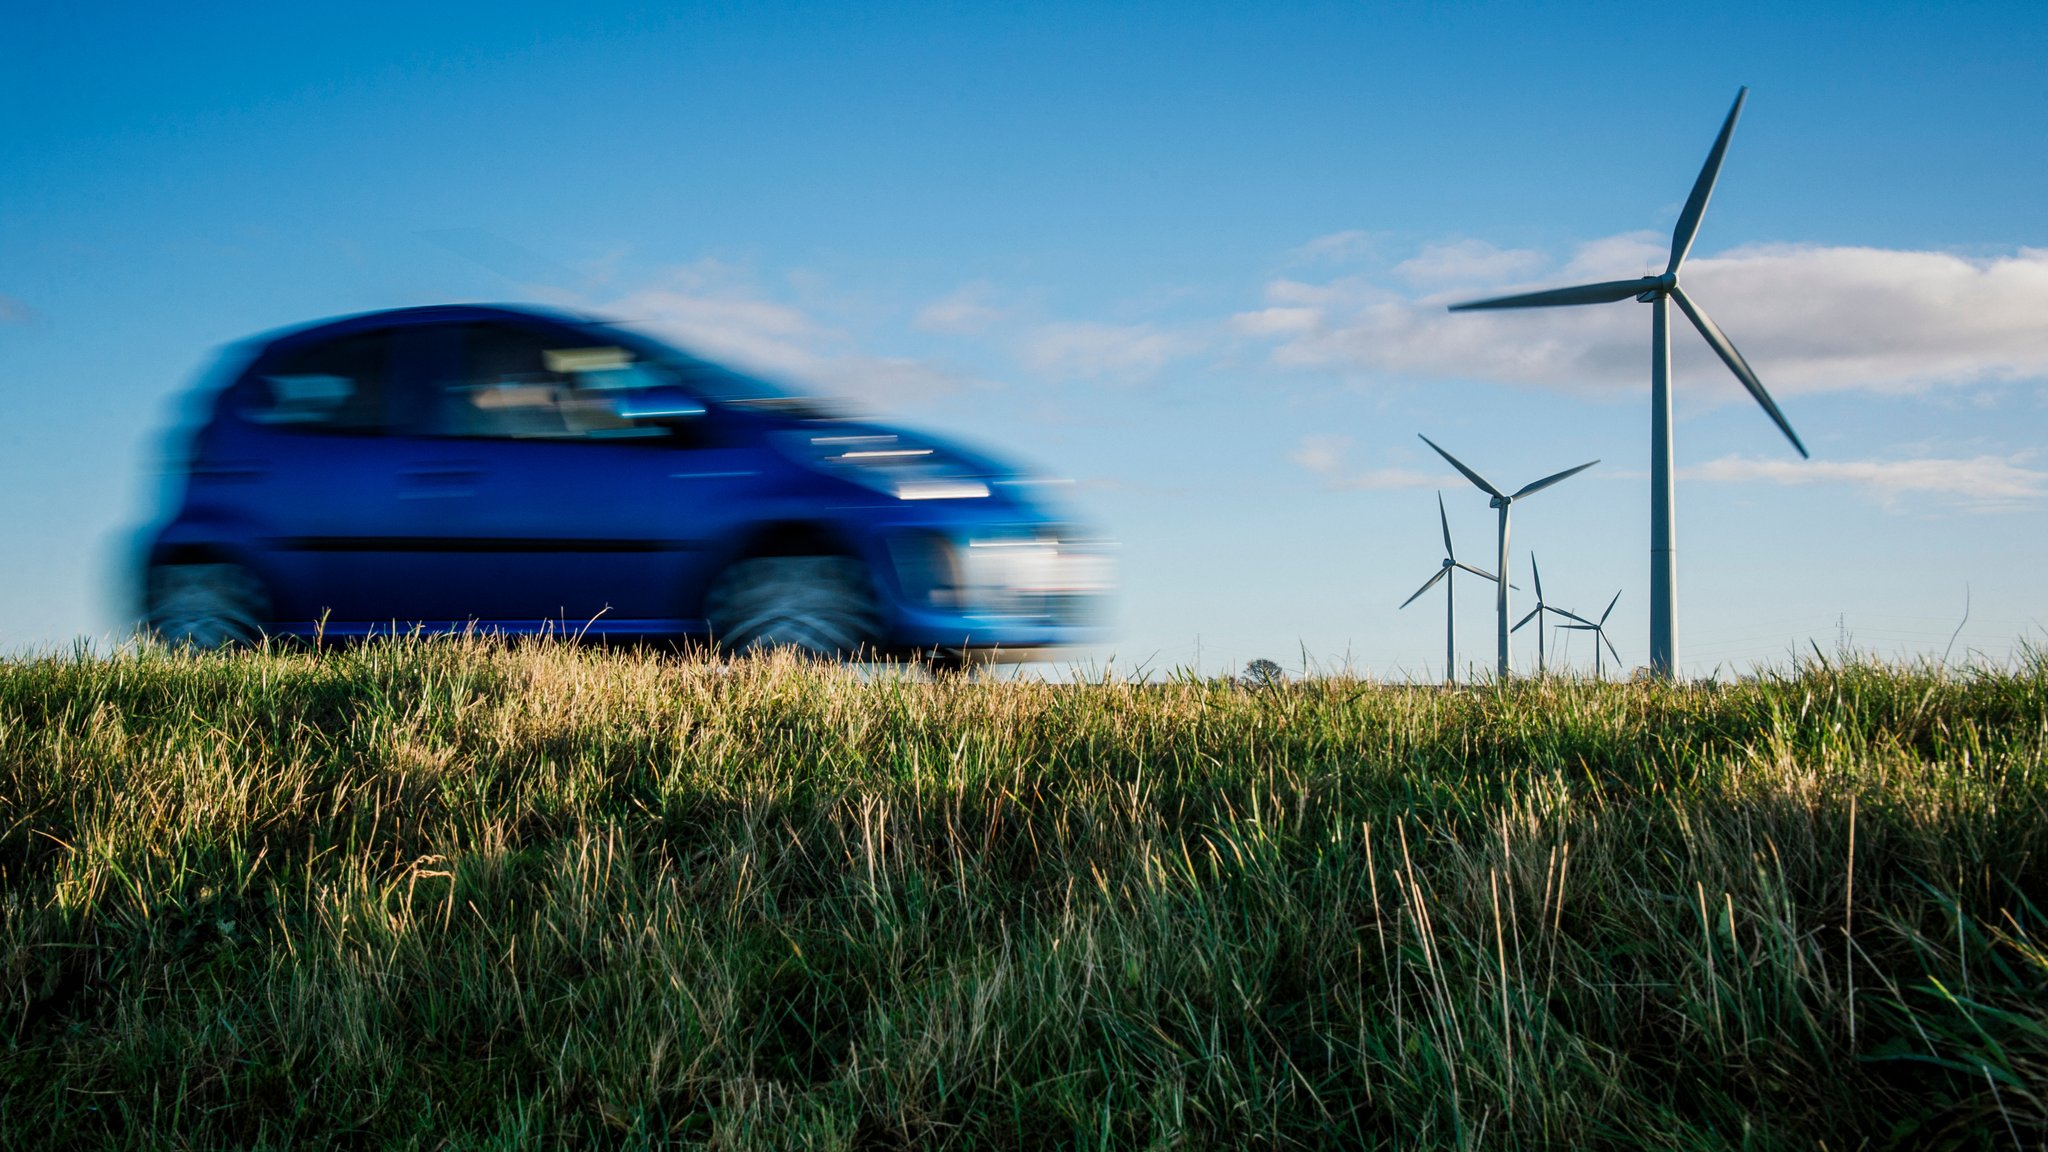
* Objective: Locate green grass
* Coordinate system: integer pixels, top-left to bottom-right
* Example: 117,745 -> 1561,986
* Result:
2,640 -> 2044,1149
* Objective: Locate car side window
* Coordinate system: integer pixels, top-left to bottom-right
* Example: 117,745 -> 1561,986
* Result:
240,331 -> 391,433
437,324 -> 675,441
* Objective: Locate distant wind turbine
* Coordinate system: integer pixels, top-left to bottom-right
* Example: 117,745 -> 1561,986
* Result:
1399,493 -> 1501,685
1511,553 -> 1563,675
1559,591 -> 1624,679
1419,436 -> 1597,678
1448,87 -> 1807,680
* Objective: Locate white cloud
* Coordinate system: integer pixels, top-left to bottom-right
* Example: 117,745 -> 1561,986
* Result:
612,287 -> 821,373
1236,238 -> 2048,399
1681,244 -> 2048,393
1290,434 -> 1441,491
1393,239 -> 1546,287
591,237 -> 2048,420
915,281 -> 1003,335
1291,433 -> 1351,476
1232,305 -> 1320,338
600,262 -> 975,409
1685,452 -> 2048,511
1555,232 -> 1669,282
1289,230 -> 1380,264
1021,321 -> 1203,382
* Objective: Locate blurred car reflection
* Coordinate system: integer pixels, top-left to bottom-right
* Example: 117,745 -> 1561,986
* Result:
141,304 -> 1114,659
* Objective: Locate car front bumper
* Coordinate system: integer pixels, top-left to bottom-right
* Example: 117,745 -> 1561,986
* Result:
879,525 -> 1116,652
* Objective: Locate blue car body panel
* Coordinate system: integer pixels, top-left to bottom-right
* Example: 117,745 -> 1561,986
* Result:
144,304 -> 1111,653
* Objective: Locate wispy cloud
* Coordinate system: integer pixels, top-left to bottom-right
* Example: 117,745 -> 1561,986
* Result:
1392,239 -> 1546,287
1291,434 -> 1440,490
1235,238 -> 2048,398
1021,321 -> 1204,382
915,281 -> 1003,335
602,261 -> 976,409
583,235 -> 2048,421
1684,452 -> 2048,511
1289,230 -> 1380,265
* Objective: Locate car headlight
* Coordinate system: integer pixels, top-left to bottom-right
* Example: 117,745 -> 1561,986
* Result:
888,529 -> 1117,622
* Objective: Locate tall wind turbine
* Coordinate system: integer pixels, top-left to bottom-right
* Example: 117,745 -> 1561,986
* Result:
1398,493 -> 1501,685
1559,591 -> 1624,679
1511,553 -> 1562,674
1447,87 -> 1807,680
1419,435 -> 1597,678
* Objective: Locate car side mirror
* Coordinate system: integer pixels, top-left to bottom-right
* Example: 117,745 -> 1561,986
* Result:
611,387 -> 706,424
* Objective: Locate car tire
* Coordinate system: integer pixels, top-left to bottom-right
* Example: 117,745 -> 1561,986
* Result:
703,555 -> 881,659
922,647 -> 996,676
145,562 -> 271,651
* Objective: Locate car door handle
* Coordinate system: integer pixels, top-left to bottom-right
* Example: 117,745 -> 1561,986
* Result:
400,466 -> 482,497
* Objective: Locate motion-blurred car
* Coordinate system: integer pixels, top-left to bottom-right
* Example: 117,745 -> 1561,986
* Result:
141,304 -> 1113,659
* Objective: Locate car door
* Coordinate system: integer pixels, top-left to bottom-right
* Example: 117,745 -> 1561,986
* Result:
230,324 -> 449,630
398,319 -> 733,634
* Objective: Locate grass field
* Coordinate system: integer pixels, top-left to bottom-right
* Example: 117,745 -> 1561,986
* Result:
2,641 -> 2044,1149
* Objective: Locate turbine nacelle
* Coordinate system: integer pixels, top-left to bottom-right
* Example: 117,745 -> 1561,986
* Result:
1445,89 -> 1804,460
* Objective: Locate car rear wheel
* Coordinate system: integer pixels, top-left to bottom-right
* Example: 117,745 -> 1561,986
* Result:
146,562 -> 270,650
704,555 -> 880,659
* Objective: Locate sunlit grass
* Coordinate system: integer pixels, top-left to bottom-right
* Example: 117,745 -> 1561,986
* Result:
2,639 -> 2043,1148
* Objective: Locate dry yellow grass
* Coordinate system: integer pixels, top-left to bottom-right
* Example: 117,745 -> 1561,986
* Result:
2,639 -> 2044,1148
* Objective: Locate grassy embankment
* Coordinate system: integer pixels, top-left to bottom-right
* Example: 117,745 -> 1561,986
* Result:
2,641 -> 2044,1148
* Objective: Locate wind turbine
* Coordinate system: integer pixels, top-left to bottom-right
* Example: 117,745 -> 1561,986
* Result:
1418,435 -> 1597,678
1511,553 -> 1562,674
1398,493 -> 1501,685
1448,87 -> 1806,680
1559,591 -> 1624,679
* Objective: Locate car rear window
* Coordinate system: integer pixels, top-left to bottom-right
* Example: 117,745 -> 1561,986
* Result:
240,331 -> 390,433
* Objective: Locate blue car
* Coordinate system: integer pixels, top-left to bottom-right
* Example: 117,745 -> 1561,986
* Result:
141,304 -> 1113,659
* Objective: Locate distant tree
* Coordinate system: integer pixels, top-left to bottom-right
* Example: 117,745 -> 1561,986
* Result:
1242,658 -> 1286,689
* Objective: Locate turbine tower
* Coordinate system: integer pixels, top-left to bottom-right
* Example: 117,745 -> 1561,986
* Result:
1511,553 -> 1561,674
1559,591 -> 1624,679
1447,87 -> 1807,680
1398,493 -> 1501,685
1419,435 -> 1596,678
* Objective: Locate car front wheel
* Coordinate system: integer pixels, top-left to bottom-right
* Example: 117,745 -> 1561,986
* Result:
703,555 -> 881,659
145,562 -> 270,650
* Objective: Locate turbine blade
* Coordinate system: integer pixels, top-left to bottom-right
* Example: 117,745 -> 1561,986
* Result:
1602,631 -> 1623,667
1551,607 -> 1597,628
1559,624 -> 1596,631
1669,87 -> 1748,276
1599,589 -> 1622,626
1399,568 -> 1448,609
1513,605 -> 1542,632
1418,435 -> 1505,498
1454,562 -> 1501,582
1447,278 -> 1659,312
1531,554 -> 1544,600
1438,492 -> 1455,560
1510,459 -> 1600,500
1670,285 -> 1809,458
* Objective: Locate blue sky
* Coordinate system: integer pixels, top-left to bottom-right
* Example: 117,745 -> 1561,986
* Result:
5,1 -> 2046,676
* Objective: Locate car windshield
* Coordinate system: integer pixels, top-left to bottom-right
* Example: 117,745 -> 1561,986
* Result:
594,325 -> 838,414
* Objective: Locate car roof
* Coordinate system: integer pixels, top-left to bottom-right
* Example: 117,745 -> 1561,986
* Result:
252,303 -> 604,352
